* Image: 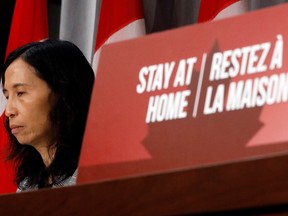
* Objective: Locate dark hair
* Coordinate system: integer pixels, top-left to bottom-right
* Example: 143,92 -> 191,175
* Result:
1,39 -> 94,188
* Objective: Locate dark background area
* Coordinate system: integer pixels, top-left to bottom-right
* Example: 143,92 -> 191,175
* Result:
47,0 -> 61,39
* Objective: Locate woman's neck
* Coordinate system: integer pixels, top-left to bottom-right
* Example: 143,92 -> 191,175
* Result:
35,145 -> 56,167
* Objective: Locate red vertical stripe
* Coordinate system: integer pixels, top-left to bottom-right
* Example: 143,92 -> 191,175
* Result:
198,0 -> 239,23
0,0 -> 48,194
5,0 -> 48,57
0,115 -> 13,193
95,0 -> 144,51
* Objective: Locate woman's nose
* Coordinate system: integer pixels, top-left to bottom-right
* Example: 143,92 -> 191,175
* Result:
5,98 -> 17,118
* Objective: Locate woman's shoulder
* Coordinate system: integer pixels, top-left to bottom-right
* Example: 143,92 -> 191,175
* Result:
53,169 -> 78,188
16,177 -> 38,193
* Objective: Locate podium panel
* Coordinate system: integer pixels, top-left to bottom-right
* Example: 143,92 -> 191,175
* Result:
0,154 -> 288,215
79,3 -> 288,185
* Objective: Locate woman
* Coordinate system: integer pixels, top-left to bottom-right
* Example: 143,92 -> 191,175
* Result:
1,39 -> 94,191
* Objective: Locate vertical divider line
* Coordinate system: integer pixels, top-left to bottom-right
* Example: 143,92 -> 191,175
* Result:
193,53 -> 207,118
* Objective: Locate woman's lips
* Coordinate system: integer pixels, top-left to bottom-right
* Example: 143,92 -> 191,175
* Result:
10,125 -> 24,135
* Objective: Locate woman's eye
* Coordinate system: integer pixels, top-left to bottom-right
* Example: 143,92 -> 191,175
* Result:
17,92 -> 25,96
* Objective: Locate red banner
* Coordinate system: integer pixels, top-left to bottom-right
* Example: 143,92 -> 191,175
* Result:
78,3 -> 288,183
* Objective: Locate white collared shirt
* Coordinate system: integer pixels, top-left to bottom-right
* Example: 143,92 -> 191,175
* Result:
16,169 -> 78,192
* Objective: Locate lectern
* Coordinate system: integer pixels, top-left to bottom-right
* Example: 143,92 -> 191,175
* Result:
1,3 -> 288,215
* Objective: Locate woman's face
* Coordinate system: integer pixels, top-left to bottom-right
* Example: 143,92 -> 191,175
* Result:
3,58 -> 54,150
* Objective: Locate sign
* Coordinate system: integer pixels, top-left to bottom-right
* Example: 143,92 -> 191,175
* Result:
78,3 -> 288,183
